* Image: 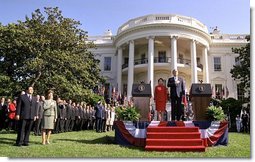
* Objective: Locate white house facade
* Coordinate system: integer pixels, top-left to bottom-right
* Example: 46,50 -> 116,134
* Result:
88,14 -> 248,101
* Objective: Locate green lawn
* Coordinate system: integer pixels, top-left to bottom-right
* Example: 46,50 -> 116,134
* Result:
0,130 -> 250,158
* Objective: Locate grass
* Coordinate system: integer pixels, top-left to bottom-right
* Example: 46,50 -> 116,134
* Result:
0,130 -> 251,158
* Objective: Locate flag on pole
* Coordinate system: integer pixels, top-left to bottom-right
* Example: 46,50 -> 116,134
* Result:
222,86 -> 225,97
112,86 -> 116,96
182,95 -> 188,107
226,86 -> 229,98
211,86 -> 215,97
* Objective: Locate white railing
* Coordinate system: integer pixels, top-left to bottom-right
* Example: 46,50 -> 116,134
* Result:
117,14 -> 208,34
211,34 -> 248,40
87,35 -> 114,44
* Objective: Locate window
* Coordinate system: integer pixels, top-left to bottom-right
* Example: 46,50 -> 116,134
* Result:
158,51 -> 166,63
123,84 -> 127,96
124,57 -> 129,64
214,57 -> 221,71
179,54 -> 184,63
104,57 -> 111,71
197,57 -> 203,70
237,84 -> 245,101
197,57 -> 200,64
141,54 -> 146,64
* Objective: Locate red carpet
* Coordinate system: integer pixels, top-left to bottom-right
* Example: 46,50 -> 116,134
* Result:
145,126 -> 206,152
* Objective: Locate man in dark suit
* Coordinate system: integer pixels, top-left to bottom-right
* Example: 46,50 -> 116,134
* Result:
167,69 -> 186,121
95,101 -> 104,133
15,86 -> 37,146
65,100 -> 72,132
34,95 -> 44,136
0,97 -> 8,131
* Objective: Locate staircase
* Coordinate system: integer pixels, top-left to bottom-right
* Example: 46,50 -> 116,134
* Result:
145,126 -> 206,152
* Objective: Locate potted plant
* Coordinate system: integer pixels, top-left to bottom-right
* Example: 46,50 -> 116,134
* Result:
115,106 -> 141,121
206,105 -> 226,121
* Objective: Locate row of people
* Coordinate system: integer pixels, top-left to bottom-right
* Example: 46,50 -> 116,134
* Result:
0,97 -> 17,131
0,86 -> 117,146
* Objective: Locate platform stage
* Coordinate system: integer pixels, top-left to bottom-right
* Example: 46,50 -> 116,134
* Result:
114,120 -> 228,152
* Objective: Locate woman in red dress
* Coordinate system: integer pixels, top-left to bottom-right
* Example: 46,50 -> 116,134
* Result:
154,78 -> 168,121
7,99 -> 16,130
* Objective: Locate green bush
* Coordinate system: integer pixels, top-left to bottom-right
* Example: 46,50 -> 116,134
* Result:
86,93 -> 104,106
115,106 -> 141,121
206,105 -> 226,121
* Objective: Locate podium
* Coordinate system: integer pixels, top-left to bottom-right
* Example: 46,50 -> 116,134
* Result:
190,83 -> 212,120
132,83 -> 151,121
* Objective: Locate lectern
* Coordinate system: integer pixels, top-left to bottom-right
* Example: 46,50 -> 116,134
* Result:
132,83 -> 151,121
190,83 -> 212,120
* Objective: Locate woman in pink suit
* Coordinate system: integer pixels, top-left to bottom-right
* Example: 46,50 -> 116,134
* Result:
154,78 -> 168,121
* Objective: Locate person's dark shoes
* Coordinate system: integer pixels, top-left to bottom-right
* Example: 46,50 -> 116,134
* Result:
14,143 -> 22,147
22,143 -> 29,146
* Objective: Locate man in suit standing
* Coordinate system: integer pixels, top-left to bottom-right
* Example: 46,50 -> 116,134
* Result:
34,95 -> 44,136
167,69 -> 185,121
65,100 -> 72,132
0,97 -> 8,131
15,86 -> 37,146
95,101 -> 104,133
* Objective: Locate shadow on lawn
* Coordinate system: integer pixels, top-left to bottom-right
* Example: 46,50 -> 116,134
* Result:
57,135 -> 117,145
56,136 -> 144,151
0,137 -> 16,145
0,137 -> 42,146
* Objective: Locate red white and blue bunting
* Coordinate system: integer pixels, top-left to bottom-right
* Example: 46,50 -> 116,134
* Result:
114,120 -> 228,147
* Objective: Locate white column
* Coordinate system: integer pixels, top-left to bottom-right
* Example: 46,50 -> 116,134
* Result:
202,46 -> 209,83
117,47 -> 123,95
171,35 -> 178,70
147,36 -> 154,96
127,40 -> 134,101
191,39 -> 198,83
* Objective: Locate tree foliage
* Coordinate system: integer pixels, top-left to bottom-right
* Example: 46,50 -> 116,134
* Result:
220,97 -> 242,131
0,7 -> 104,101
230,36 -> 250,100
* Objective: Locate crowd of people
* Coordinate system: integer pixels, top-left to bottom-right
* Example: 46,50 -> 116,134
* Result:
0,87 -> 116,146
0,69 -> 250,147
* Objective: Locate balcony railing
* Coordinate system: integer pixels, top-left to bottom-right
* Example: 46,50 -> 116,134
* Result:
122,57 -> 202,69
117,14 -> 208,35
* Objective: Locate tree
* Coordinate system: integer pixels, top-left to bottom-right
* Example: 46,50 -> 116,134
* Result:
0,7 -> 104,101
220,98 -> 242,131
230,35 -> 250,101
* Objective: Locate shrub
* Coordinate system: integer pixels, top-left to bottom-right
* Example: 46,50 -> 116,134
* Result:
87,93 -> 105,106
206,105 -> 226,121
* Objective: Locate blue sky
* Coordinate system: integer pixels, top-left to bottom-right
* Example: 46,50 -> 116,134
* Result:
0,0 -> 250,36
